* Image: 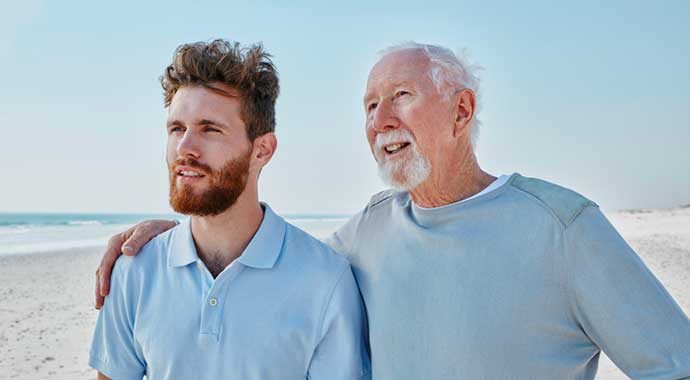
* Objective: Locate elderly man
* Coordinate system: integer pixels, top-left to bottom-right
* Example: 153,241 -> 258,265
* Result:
96,42 -> 690,379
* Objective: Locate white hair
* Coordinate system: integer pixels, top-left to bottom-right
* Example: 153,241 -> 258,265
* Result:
378,42 -> 483,149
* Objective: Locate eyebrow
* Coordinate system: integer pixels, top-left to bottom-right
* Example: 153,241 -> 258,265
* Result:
166,119 -> 230,129
166,120 -> 183,129
363,81 -> 415,105
363,95 -> 375,106
197,119 -> 229,129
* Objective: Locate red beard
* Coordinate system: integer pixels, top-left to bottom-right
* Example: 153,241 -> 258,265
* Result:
168,151 -> 251,216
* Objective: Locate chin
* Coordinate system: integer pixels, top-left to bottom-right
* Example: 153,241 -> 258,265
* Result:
378,157 -> 431,191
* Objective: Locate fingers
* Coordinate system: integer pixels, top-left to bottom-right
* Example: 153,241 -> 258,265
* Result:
98,232 -> 127,298
121,226 -> 149,257
121,220 -> 177,256
94,220 -> 177,307
95,268 -> 103,310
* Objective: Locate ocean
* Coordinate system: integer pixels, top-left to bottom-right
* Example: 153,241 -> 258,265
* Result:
0,213 -> 351,256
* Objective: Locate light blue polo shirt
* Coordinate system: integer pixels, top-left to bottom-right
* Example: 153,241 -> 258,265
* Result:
89,205 -> 370,380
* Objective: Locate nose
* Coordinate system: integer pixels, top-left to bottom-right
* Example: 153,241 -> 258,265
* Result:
369,99 -> 399,134
176,130 -> 201,159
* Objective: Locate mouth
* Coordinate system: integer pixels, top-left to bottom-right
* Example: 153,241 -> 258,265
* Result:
382,142 -> 411,155
175,166 -> 207,182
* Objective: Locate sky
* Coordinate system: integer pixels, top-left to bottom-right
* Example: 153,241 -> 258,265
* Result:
1,0 -> 688,214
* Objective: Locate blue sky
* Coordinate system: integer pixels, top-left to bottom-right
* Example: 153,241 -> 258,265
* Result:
1,0 -> 688,214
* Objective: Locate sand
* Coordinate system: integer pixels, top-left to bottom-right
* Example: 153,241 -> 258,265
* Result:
1,207 -> 689,380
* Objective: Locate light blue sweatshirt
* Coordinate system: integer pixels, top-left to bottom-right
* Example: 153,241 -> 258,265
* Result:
327,173 -> 690,380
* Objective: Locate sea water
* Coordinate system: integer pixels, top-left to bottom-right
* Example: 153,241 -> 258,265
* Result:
0,213 -> 350,256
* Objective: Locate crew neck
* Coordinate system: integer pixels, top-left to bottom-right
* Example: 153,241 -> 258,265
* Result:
408,173 -> 517,227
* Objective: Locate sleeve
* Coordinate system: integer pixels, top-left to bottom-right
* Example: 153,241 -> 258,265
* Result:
564,205 -> 690,379
89,257 -> 146,380
307,264 -> 371,380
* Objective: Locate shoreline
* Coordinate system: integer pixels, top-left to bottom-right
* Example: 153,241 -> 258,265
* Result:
0,244 -> 106,260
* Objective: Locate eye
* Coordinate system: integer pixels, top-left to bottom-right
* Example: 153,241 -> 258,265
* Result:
367,102 -> 378,113
204,126 -> 222,133
169,125 -> 185,134
394,90 -> 410,99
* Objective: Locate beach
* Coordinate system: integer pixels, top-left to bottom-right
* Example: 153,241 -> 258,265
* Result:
1,207 -> 689,379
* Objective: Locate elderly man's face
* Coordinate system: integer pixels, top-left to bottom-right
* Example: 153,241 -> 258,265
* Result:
364,49 -> 456,190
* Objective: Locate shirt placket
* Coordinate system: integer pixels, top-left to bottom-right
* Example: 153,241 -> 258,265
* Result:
198,260 -> 244,343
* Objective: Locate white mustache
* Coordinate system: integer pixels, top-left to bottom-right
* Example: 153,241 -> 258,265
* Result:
375,129 -> 415,149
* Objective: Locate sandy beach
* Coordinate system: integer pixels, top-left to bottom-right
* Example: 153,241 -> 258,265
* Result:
1,207 -> 689,380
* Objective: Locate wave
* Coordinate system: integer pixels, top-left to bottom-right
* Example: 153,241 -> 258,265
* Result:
67,220 -> 103,226
0,220 -> 105,227
0,238 -> 109,255
0,214 -> 349,256
0,223 -> 136,256
0,226 -> 31,235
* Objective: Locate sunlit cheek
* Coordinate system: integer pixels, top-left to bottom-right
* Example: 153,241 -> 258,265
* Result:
366,130 -> 375,144
166,137 -> 183,165
365,117 -> 374,133
365,124 -> 376,145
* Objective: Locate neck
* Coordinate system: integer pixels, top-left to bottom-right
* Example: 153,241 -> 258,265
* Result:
409,147 -> 495,208
190,189 -> 264,277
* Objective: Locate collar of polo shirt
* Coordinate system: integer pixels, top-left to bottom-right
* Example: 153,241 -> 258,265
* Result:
167,203 -> 287,269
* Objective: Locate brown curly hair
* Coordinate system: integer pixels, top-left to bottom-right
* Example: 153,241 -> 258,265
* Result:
160,39 -> 280,140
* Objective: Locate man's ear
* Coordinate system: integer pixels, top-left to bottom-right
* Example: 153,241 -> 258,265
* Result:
251,132 -> 278,171
453,88 -> 476,138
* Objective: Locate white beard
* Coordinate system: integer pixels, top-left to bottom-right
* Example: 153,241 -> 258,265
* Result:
375,130 -> 432,191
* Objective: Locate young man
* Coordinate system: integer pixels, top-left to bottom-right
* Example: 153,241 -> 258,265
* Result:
89,40 -> 370,380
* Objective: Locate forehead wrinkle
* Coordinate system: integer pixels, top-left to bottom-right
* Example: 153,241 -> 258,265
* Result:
369,53 -> 430,89
376,49 -> 430,75
365,70 -> 427,105
365,51 -> 431,105
202,83 -> 241,99
169,86 -> 243,124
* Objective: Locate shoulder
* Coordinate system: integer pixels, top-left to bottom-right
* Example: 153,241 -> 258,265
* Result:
367,189 -> 404,209
358,188 -> 407,221
327,189 -> 407,253
284,223 -> 351,275
508,174 -> 598,227
368,189 -> 397,207
112,225 -> 176,280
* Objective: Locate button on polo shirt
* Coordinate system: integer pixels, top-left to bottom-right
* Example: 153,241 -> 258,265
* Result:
89,205 -> 370,380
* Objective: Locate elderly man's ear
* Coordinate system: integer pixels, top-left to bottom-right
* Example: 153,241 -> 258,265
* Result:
452,89 -> 476,138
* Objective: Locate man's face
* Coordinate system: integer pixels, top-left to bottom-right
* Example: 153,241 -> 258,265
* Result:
166,84 -> 253,216
363,49 -> 456,190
